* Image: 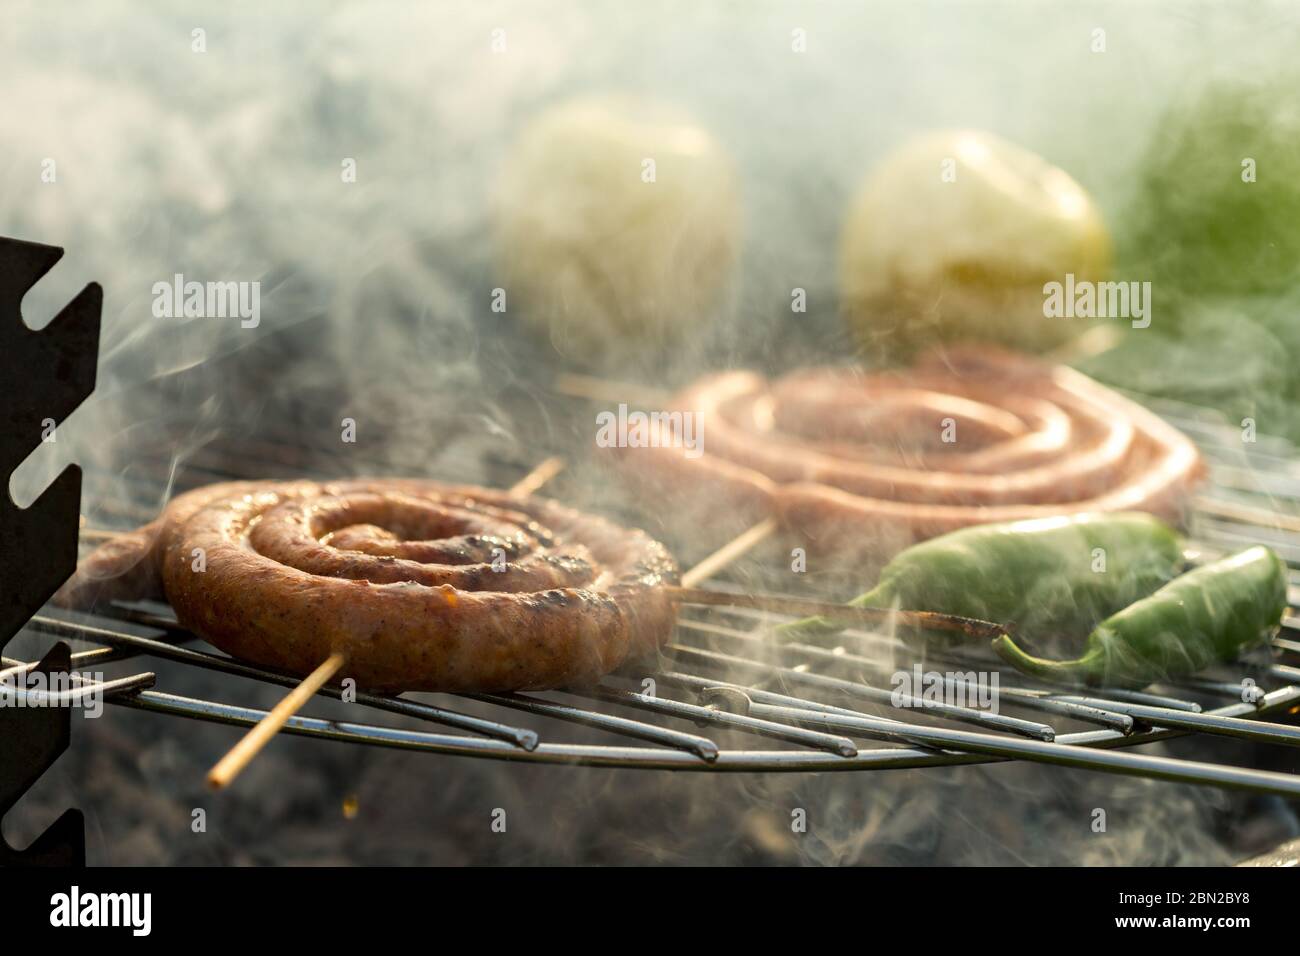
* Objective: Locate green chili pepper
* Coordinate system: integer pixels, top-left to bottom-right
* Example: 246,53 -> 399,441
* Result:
776,512 -> 1184,646
992,546 -> 1288,688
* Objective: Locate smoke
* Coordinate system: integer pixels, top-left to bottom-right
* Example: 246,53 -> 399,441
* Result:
6,0 -> 1299,489
3,0 -> 1298,865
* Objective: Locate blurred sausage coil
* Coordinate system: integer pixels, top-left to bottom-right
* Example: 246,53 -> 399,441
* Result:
619,348 -> 1204,554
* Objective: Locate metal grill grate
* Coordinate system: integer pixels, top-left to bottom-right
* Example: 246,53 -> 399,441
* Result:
7,398 -> 1300,796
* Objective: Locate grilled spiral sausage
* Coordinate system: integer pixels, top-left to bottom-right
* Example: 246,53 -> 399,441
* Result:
54,479 -> 679,692
621,348 -> 1204,554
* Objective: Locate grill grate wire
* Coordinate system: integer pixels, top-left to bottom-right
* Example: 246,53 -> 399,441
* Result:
7,398 -> 1300,795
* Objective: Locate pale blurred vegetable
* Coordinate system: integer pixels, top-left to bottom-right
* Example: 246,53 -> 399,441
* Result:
1076,294 -> 1300,444
494,95 -> 740,362
839,130 -> 1111,357
1082,75 -> 1300,440
1121,77 -> 1300,301
1077,302 -> 1286,399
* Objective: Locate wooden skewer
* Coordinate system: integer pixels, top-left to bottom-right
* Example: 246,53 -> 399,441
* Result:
509,455 -> 567,497
679,518 -> 778,588
1043,324 -> 1124,366
1195,496 -> 1300,534
207,651 -> 347,790
663,585 -> 1005,641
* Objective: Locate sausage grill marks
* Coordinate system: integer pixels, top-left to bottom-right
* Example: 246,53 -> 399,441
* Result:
54,479 -> 679,693
623,348 -> 1204,551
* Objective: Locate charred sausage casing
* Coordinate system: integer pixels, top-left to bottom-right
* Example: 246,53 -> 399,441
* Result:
54,479 -> 679,693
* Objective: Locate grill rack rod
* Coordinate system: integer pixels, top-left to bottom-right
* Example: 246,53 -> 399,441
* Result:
23,401 -> 1300,795
673,615 -> 1300,748
0,666 -> 156,706
104,683 -> 1300,796
569,685 -> 859,756
44,589 -> 1285,744
467,692 -> 720,760
738,698 -> 1300,797
22,610 -> 856,760
677,618 -> 1135,732
666,635 -> 1057,741
25,612 -> 844,761
28,614 -> 541,751
677,616 -> 1133,727
665,633 -> 1300,750
18,602 -> 1300,796
680,579 -> 1263,710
